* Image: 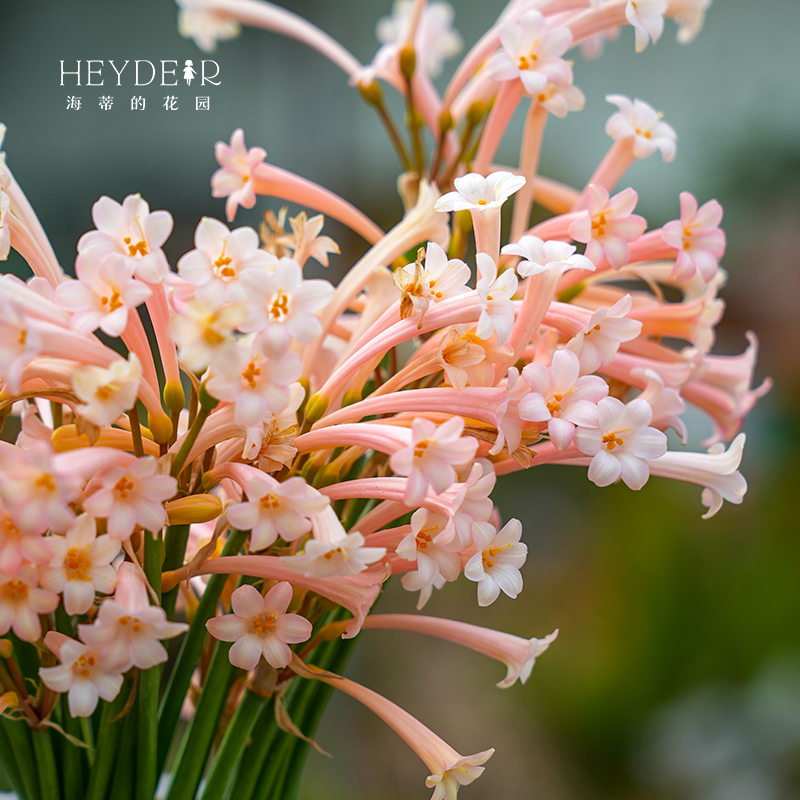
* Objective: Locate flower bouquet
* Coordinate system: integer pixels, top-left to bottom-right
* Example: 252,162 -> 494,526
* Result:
0,0 -> 769,798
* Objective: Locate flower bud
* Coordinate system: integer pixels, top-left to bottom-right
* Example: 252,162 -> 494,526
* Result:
165,494 -> 223,525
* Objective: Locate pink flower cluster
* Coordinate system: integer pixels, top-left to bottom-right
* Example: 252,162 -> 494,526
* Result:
0,1 -> 767,798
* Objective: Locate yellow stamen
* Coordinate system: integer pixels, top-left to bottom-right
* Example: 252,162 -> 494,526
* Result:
602,433 -> 624,450
114,476 -> 135,499
1,579 -> 28,602
270,292 -> 290,319
64,547 -> 92,582
259,493 -> 280,510
241,361 -> 261,389
251,613 -> 277,634
35,474 -> 56,492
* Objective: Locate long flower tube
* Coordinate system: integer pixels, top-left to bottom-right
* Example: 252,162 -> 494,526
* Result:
5,214 -> 63,287
509,102 -> 549,242
0,275 -> 71,326
295,423 -> 411,457
320,477 -> 454,521
301,181 -> 448,379
0,166 -> 63,286
290,654 -> 494,799
8,323 -> 167,427
179,0 -> 362,77
471,81 -> 524,176
314,292 -> 484,410
313,386 -> 512,437
120,309 -> 162,400
571,138 -> 637,211
361,614 -> 558,688
251,162 -> 384,245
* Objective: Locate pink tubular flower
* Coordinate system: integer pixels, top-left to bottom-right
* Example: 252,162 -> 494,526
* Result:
0,563 -> 59,642
83,456 -> 178,541
442,462 -> 496,548
393,242 -> 471,325
39,514 -> 120,616
464,519 -> 527,606
225,471 -> 329,551
290,656 -> 494,800
206,582 -> 312,670
520,349 -> 608,450
605,95 -> 677,162
475,253 -> 518,345
211,129 -> 267,222
389,417 -> 478,506
0,294 -> 43,393
661,191 -> 726,282
435,172 -> 524,262
234,257 -> 334,349
574,397 -> 668,490
625,0 -> 668,51
77,194 -> 173,284
281,511 -> 387,578
0,442 -> 81,534
569,185 -> 647,269
362,615 -> 558,689
73,352 -> 142,427
396,509 -> 462,586
0,510 -> 52,572
648,433 -> 748,519
55,251 -> 152,337
176,216 -> 277,303
566,294 -> 643,374
39,632 -> 125,718
485,10 -> 573,96
204,338 -> 302,427
78,563 -> 187,671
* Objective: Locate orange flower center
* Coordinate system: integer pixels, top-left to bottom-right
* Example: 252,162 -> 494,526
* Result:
114,476 -> 135,499
1,579 -> 28,602
65,547 -> 92,581
602,433 -> 624,450
100,289 -> 123,312
251,613 -> 277,635
35,473 -> 56,492
413,440 -> 429,459
270,292 -> 290,320
124,236 -> 148,257
242,361 -> 261,389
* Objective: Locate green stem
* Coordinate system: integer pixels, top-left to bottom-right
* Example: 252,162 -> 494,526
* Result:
0,718 -> 28,800
251,731 -> 295,800
61,698 -> 85,797
170,404 -> 212,479
108,710 -> 136,800
224,698 -> 278,800
84,684 -> 130,800
2,718 -> 39,800
137,531 -> 163,800
198,689 -> 267,800
271,630 -> 358,800
161,524 -> 190,620
156,528 -> 247,776
31,729 -> 60,800
164,641 -> 236,800
136,666 -> 161,800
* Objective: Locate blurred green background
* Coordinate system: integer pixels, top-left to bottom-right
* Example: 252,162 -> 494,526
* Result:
1,1 -> 798,798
